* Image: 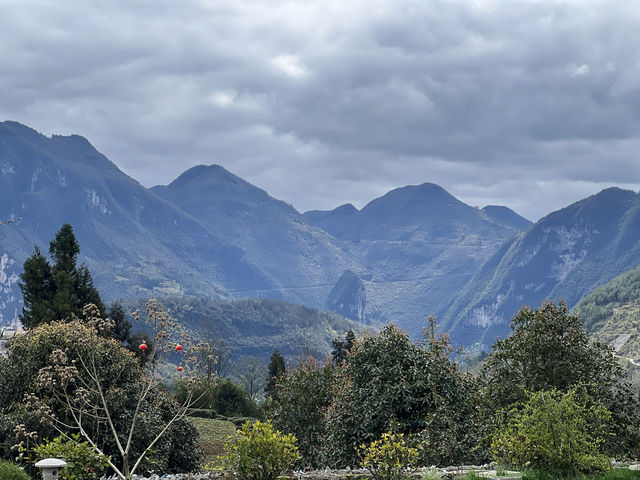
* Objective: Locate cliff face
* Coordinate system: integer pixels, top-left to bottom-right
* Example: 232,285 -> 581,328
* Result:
326,270 -> 367,324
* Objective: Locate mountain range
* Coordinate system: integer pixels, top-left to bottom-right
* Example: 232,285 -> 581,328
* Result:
2,120 -> 639,351
442,187 -> 640,347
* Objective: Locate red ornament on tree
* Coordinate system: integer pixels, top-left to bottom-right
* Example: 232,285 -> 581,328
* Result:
139,343 -> 148,355
175,344 -> 183,353
177,366 -> 183,372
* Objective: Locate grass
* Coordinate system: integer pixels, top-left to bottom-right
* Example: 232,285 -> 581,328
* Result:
189,416 -> 236,465
522,468 -> 640,480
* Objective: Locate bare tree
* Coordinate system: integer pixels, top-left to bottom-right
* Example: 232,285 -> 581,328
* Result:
235,356 -> 267,401
192,335 -> 232,379
27,301 -> 203,480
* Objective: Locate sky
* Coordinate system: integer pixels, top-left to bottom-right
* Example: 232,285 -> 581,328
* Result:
1,0 -> 640,221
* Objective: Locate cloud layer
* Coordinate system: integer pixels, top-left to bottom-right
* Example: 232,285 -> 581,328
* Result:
2,0 -> 639,220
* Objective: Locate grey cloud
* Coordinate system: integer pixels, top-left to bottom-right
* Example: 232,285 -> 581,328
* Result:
1,0 -> 639,221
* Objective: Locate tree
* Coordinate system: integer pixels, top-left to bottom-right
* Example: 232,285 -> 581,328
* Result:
266,349 -> 286,396
267,358 -> 335,468
325,324 -> 481,468
482,301 -> 640,457
191,336 -> 232,379
5,301 -> 202,479
109,302 -> 131,345
331,329 -> 355,365
19,224 -> 105,329
19,247 -> 54,329
235,356 -> 267,402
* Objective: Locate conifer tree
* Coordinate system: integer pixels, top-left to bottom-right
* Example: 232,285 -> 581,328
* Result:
19,223 -> 105,328
266,349 -> 286,395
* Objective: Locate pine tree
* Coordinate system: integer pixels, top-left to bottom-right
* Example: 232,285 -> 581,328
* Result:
109,302 -> 132,345
266,349 -> 286,395
19,247 -> 54,329
19,223 -> 106,328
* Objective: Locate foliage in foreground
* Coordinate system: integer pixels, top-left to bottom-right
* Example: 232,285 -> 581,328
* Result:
0,306 -> 202,479
220,420 -> 300,480
482,301 -> 640,458
358,432 -> 418,480
32,433 -> 110,480
492,387 -> 611,476
0,459 -> 30,480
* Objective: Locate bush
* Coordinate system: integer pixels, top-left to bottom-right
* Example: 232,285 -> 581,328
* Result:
33,433 -> 109,480
359,432 -> 418,480
0,460 -> 30,480
491,387 -> 611,476
220,420 -> 300,480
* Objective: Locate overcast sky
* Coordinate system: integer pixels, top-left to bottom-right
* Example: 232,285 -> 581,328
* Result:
2,0 -> 640,221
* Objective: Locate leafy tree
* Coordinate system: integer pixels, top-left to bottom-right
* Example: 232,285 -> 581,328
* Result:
266,349 -> 286,396
325,324 -> 481,467
331,329 -> 356,364
19,224 -> 105,328
1,301 -> 202,479
267,358 -> 336,467
482,301 -> 640,457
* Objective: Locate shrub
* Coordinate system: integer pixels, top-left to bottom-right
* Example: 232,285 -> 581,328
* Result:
491,387 -> 611,476
220,420 -> 300,480
33,433 -> 109,480
359,432 -> 418,480
0,460 -> 30,480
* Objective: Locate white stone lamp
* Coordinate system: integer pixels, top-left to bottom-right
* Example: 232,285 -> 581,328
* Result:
35,458 -> 67,480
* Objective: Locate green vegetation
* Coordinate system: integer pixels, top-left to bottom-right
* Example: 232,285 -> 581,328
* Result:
575,265 -> 640,386
265,349 -> 286,395
492,388 -> 611,476
33,433 -> 110,480
121,296 -> 364,360
219,420 -> 300,480
522,468 -> 640,480
358,432 -> 418,480
176,377 -> 262,418
189,417 -> 236,464
0,313 -> 202,479
481,301 -> 640,458
20,224 -> 105,329
0,460 -> 30,480
267,358 -> 335,467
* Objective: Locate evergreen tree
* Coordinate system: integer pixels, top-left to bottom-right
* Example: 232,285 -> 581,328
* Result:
266,349 -> 286,395
109,302 -> 132,345
331,329 -> 356,365
19,223 -> 105,328
18,247 -> 54,329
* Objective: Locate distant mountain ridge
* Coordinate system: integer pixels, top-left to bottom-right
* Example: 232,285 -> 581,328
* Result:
1,120 -> 533,342
152,164 -> 354,309
443,187 -> 640,347
304,183 -> 531,335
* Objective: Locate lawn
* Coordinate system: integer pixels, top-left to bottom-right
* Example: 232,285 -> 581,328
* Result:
189,417 -> 236,465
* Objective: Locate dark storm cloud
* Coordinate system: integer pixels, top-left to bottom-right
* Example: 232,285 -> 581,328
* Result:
1,0 -> 639,221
